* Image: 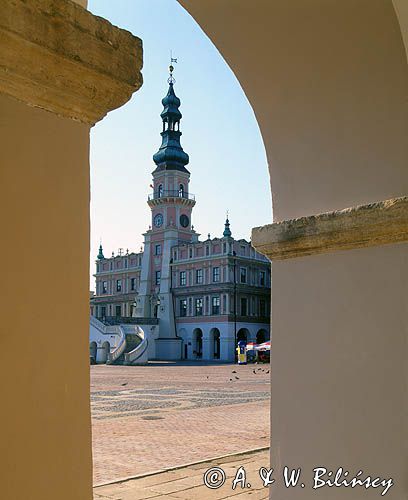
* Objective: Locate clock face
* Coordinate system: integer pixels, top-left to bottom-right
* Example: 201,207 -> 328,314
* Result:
180,214 -> 189,228
153,213 -> 163,227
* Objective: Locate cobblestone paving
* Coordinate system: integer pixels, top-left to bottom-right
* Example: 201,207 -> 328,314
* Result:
94,448 -> 270,500
91,362 -> 270,485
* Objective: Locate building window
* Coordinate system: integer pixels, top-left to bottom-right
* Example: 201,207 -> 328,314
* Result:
212,267 -> 220,282
158,184 -> 163,198
179,299 -> 187,317
130,278 -> 136,291
116,279 -> 122,292
260,271 -> 266,286
179,271 -> 186,286
212,296 -> 220,315
96,263 -> 100,273
155,244 -> 162,256
205,246 -> 210,256
241,297 -> 248,316
155,270 -> 161,286
196,269 -> 203,284
241,245 -> 246,256
260,299 -> 266,317
195,298 -> 203,316
189,247 -> 193,258
240,267 -> 247,284
179,184 -> 184,197
115,305 -> 121,317
223,242 -> 227,253
100,306 -> 106,318
102,281 -> 108,294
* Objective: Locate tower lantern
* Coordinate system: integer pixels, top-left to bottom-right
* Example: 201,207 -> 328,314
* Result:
152,64 -> 189,172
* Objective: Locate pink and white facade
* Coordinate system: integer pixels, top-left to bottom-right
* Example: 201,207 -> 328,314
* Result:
90,68 -> 270,361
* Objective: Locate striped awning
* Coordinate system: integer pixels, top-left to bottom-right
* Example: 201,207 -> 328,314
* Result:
246,341 -> 270,351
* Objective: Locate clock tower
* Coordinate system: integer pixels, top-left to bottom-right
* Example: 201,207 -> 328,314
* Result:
135,64 -> 196,359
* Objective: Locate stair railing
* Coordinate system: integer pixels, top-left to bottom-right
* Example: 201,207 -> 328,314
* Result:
107,325 -> 126,364
124,327 -> 149,365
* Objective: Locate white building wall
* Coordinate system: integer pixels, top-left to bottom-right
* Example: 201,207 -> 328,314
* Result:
175,321 -> 270,362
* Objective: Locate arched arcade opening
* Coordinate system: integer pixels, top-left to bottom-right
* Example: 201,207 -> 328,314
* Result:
210,327 -> 220,359
192,328 -> 203,359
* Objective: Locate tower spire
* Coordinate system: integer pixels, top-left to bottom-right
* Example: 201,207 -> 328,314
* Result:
153,62 -> 189,172
97,242 -> 104,260
223,213 -> 232,238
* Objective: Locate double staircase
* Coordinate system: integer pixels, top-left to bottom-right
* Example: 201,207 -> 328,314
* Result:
110,327 -> 148,365
90,317 -> 148,365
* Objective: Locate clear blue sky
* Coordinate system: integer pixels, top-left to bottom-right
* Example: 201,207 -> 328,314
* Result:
88,0 -> 271,287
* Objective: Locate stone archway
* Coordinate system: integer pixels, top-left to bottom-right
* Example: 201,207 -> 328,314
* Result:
209,327 -> 220,360
89,342 -> 97,364
3,1 -> 407,499
256,329 -> 268,344
237,328 -> 249,344
192,328 -> 203,359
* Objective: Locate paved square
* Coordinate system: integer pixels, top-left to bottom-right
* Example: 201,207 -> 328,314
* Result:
91,362 -> 270,485
94,448 -> 270,500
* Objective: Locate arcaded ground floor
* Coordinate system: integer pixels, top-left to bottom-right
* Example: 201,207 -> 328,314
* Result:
91,362 -> 270,486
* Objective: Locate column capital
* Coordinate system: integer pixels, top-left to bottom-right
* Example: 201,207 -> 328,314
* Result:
0,0 -> 143,124
252,196 -> 408,260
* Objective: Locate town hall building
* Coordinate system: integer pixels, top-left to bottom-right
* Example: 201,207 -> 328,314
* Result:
90,66 -> 271,362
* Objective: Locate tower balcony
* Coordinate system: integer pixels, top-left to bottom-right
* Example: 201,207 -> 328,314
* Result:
148,190 -> 195,201
147,190 -> 196,208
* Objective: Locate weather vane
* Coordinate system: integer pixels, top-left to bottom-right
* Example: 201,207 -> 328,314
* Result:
168,50 -> 178,84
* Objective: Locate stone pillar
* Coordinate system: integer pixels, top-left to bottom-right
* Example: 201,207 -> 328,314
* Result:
202,330 -> 212,360
0,2 -> 142,499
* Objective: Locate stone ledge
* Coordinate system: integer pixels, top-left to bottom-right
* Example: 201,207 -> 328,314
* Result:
0,0 -> 143,124
252,196 -> 408,260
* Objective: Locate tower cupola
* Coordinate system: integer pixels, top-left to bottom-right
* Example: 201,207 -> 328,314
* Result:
97,243 -> 104,260
153,65 -> 189,172
223,216 -> 232,238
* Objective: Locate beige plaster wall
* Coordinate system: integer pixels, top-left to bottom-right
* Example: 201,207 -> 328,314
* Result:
180,1 -> 407,498
271,245 -> 407,498
0,94 -> 93,500
181,0 -> 408,220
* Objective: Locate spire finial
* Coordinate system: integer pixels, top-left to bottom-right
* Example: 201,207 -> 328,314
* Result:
168,52 -> 177,84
